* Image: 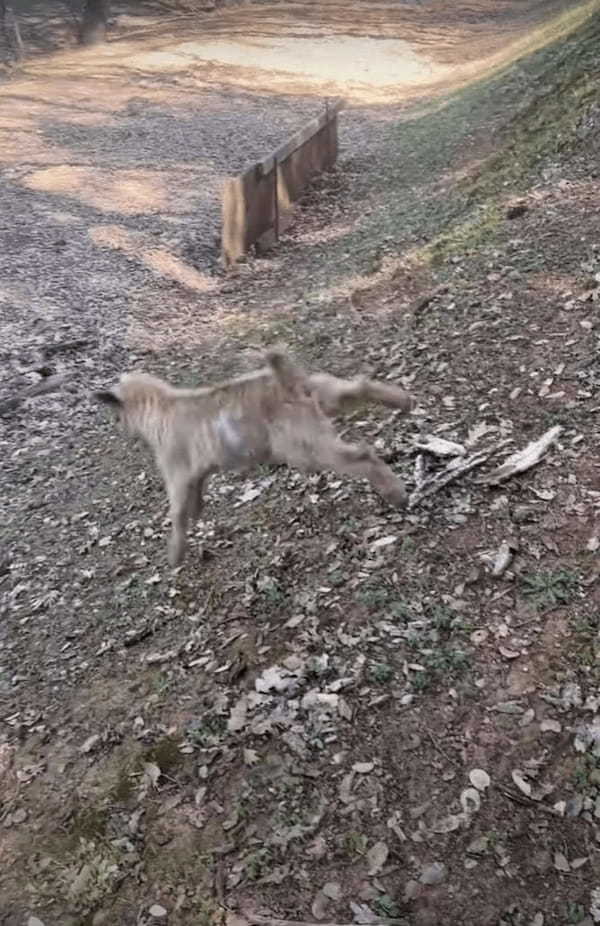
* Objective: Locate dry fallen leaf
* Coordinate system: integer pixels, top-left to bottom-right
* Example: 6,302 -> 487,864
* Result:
227,695 -> 248,732
339,772 -> 354,804
353,761 -> 375,774
512,770 -> 532,797
540,718 -> 562,734
322,881 -> 342,900
366,840 -> 389,875
469,768 -> 491,791
419,861 -> 447,885
432,813 -> 463,834
414,435 -> 466,457
311,889 -> 330,921
553,851 -> 570,873
460,787 -> 481,815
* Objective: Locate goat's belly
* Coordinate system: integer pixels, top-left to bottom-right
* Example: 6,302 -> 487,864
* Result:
215,412 -> 270,468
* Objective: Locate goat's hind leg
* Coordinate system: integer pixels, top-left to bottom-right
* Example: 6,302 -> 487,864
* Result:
331,438 -> 408,507
284,422 -> 407,508
188,474 -> 207,523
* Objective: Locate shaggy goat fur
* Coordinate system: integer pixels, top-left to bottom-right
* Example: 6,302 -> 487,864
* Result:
95,351 -> 413,566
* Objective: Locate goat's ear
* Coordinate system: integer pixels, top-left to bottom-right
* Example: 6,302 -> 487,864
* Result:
94,389 -> 122,408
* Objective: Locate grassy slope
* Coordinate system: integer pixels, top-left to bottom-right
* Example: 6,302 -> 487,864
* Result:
293,2 -> 600,298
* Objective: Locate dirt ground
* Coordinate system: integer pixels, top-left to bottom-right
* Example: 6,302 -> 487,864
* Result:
2,1 -> 600,925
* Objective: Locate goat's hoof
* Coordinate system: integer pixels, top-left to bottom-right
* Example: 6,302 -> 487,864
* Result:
387,485 -> 408,508
167,538 -> 186,568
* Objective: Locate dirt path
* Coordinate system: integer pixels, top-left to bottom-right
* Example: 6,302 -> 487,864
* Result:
2,2 -> 600,925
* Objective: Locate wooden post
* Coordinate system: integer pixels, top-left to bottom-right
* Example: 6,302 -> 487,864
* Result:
273,157 -> 279,242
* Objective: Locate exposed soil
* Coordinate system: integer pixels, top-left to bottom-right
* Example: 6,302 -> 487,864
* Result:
2,2 -> 600,926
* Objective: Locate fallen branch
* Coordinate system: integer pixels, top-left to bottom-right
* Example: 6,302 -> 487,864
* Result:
0,373 -> 70,416
408,440 -> 510,510
242,915 -> 404,926
44,338 -> 89,357
480,426 -> 562,486
497,784 -> 559,817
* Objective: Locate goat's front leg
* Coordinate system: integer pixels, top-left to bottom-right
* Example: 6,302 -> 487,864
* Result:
165,473 -> 197,567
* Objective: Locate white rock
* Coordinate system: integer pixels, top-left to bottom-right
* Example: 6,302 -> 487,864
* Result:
149,905 -> 168,919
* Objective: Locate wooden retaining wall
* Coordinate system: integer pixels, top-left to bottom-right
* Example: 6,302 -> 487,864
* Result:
222,98 -> 344,265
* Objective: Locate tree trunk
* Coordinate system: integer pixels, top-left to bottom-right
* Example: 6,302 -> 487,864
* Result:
80,0 -> 110,46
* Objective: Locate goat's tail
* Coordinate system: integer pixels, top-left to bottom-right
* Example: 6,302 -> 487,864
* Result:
265,349 -> 308,396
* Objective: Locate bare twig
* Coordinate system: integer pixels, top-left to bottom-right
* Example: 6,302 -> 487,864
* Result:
425,728 -> 455,765
44,338 -> 89,357
497,784 -> 559,816
481,426 -> 562,486
0,373 -> 70,416
243,915 -> 404,926
408,440 -> 510,509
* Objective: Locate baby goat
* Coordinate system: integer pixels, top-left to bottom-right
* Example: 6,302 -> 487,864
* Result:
95,352 -> 413,567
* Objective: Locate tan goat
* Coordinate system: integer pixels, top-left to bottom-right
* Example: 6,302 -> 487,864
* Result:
95,351 -> 413,566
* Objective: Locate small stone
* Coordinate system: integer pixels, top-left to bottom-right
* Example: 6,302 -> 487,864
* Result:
566,794 -> 584,818
12,807 -> 27,824
149,905 -> 168,919
420,861 -> 447,885
28,918 -> 46,926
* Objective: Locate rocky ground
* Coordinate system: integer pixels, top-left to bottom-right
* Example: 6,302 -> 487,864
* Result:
1,2 -> 600,925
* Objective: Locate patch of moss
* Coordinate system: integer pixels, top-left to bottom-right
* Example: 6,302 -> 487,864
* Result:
110,764 -> 136,804
465,7 -> 600,198
425,202 -> 502,265
143,734 -> 183,772
68,804 -> 109,845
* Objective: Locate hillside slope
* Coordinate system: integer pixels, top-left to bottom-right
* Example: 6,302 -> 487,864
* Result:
2,4 -> 600,926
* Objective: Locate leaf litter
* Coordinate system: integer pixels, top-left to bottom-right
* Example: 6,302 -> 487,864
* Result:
3,8 -> 600,926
